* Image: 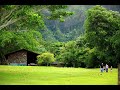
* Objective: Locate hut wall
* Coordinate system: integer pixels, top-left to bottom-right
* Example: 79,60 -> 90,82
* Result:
7,51 -> 27,64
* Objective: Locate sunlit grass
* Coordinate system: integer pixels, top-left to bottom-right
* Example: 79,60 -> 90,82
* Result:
0,65 -> 118,85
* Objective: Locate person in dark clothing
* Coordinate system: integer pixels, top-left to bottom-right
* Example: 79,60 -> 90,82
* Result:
110,66 -> 112,72
100,63 -> 104,73
103,66 -> 106,72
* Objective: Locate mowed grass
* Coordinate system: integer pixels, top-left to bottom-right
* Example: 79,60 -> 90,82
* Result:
0,65 -> 118,85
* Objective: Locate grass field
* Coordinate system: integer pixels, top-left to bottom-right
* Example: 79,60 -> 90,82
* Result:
0,65 -> 118,85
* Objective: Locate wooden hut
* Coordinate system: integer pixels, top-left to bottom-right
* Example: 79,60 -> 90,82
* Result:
5,49 -> 39,66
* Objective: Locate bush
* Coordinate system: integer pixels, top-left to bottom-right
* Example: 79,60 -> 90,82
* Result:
37,52 -> 55,66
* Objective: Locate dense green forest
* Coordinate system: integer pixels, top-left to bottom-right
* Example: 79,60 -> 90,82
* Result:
0,5 -> 120,68
41,5 -> 120,42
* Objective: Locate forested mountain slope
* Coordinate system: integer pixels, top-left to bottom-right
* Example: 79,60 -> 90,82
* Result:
41,5 -> 120,42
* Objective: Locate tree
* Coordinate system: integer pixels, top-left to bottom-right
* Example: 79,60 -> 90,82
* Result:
0,5 -> 44,31
110,30 -> 120,66
0,5 -> 73,64
84,48 -> 101,68
37,52 -> 55,66
0,29 -> 46,64
84,5 -> 120,67
58,41 -> 79,67
46,42 -> 64,58
0,5 -> 73,31
41,5 -> 120,42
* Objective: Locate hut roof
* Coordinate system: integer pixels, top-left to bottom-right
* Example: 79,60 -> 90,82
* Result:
5,49 -> 40,56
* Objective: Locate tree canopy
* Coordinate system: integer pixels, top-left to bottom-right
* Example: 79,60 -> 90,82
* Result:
84,5 -> 120,67
0,5 -> 73,63
0,5 -> 120,68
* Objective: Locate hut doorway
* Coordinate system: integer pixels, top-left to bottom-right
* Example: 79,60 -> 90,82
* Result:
27,51 -> 38,65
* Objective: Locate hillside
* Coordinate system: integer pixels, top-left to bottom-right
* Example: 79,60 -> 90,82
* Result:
40,5 -> 120,42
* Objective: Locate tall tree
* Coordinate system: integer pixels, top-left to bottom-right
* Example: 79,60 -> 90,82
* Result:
84,5 -> 120,67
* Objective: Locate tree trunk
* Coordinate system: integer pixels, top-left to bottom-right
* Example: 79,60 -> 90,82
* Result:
118,64 -> 120,85
72,62 -> 75,67
47,63 -> 49,66
0,52 -> 6,65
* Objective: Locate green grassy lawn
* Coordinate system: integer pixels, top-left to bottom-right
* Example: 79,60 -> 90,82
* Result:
0,65 -> 118,85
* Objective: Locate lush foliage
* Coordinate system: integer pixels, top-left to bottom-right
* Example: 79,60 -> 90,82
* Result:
84,5 -> 120,67
0,5 -> 120,68
46,5 -> 120,68
37,52 -> 55,66
0,5 -> 73,64
0,5 -> 73,31
41,5 -> 120,42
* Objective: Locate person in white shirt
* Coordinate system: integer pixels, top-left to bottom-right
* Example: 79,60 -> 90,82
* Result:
105,64 -> 109,72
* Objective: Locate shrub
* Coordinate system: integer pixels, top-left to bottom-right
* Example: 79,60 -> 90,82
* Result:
37,52 -> 55,66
